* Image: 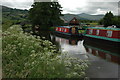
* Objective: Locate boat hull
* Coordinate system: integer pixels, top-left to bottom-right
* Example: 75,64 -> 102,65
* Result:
54,31 -> 82,38
84,36 -> 120,49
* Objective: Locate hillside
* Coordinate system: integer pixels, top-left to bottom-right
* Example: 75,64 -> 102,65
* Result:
2,5 -> 28,31
62,14 -> 88,21
62,13 -> 104,21
2,5 -> 28,20
77,13 -> 104,20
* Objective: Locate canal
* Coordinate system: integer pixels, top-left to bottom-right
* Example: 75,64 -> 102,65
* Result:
39,32 -> 120,78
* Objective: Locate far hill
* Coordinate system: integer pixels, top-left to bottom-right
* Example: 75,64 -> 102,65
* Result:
62,13 -> 104,21
2,5 -> 29,31
62,14 -> 88,21
61,14 -> 88,23
2,5 -> 28,18
77,13 -> 104,20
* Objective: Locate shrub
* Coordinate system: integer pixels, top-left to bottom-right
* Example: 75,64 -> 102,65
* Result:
2,25 -> 88,78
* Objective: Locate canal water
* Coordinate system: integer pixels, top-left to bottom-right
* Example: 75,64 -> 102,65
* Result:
39,32 -> 120,78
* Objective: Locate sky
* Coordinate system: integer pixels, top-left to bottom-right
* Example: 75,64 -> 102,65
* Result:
1,0 -> 120,15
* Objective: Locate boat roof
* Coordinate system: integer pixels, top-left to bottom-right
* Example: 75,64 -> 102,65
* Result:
57,26 -> 72,28
87,27 -> 120,30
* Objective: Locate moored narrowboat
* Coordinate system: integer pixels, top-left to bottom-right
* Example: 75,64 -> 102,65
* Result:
84,27 -> 120,46
55,26 -> 83,37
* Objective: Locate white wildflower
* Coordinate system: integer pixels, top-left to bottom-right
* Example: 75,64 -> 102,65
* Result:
31,50 -> 35,53
10,27 -> 13,29
42,37 -> 45,39
35,43 -> 39,46
37,36 -> 40,39
18,43 -> 22,46
23,45 -> 26,47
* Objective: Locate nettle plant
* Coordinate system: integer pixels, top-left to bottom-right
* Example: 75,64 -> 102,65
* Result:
2,25 -> 89,78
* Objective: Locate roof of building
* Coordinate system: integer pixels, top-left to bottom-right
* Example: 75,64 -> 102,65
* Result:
61,14 -> 81,22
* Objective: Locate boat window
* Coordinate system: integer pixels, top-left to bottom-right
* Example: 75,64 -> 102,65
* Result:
96,30 -> 99,35
106,31 -> 112,37
65,29 -> 66,32
89,29 -> 93,34
60,28 -> 61,31
62,28 -> 64,32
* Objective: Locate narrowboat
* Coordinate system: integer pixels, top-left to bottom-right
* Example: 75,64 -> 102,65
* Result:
84,27 -> 120,47
55,26 -> 83,37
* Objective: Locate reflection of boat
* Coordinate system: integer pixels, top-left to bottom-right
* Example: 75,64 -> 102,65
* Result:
84,27 -> 120,47
83,41 -> 120,64
54,35 -> 79,45
55,26 -> 84,37
51,34 -> 88,60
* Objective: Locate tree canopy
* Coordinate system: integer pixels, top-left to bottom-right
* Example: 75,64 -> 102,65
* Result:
103,11 -> 114,27
99,11 -> 120,28
29,2 -> 64,31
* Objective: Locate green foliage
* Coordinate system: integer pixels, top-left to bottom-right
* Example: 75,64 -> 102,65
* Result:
99,19 -> 104,25
29,2 -> 64,31
99,11 -> 120,28
103,11 -> 114,27
80,20 -> 98,23
2,25 -> 88,78
112,16 -> 120,28
2,18 -> 14,31
2,6 -> 28,31
50,27 -> 56,31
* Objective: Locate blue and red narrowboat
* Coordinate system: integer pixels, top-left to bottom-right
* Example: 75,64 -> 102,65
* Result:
84,27 -> 120,46
55,26 -> 84,37
55,26 -> 79,36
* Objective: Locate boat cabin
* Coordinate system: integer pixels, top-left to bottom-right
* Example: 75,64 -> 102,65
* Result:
85,27 -> 120,43
55,26 -> 79,36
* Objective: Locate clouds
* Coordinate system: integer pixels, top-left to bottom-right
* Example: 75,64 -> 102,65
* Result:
1,0 -> 119,15
2,0 -> 34,9
60,1 -> 118,15
86,2 -> 118,15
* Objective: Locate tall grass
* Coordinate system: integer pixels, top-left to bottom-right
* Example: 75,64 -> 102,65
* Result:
2,25 -> 88,78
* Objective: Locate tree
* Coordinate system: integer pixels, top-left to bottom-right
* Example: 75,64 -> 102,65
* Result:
99,19 -> 104,25
103,11 -> 114,27
112,16 -> 120,28
99,12 -> 120,28
29,2 -> 63,31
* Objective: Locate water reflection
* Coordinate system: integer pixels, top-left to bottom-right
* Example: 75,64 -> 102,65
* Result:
83,40 -> 120,78
38,32 -> 119,78
50,33 -> 119,78
50,34 -> 89,60
37,31 -> 120,65
83,40 -> 120,64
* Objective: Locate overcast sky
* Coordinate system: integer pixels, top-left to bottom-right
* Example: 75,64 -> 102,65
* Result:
1,0 -> 120,15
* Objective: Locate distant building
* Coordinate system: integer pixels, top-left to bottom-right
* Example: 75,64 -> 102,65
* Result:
69,17 -> 80,25
60,16 -> 80,26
